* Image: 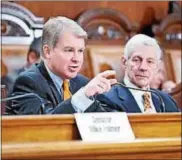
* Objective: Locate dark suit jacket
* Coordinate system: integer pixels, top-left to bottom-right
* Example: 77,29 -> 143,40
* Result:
5,61 -> 107,115
97,84 -> 179,113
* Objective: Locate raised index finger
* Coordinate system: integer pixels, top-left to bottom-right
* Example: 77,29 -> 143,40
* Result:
99,70 -> 116,78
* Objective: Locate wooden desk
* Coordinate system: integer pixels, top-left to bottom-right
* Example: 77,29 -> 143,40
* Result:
2,113 -> 181,159
2,113 -> 181,143
2,138 -> 181,159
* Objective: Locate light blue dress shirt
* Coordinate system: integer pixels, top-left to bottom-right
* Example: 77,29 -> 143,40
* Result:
45,65 -> 94,112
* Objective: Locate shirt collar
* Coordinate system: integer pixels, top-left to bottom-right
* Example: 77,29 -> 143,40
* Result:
123,74 -> 151,96
123,75 -> 155,112
124,74 -> 150,90
45,65 -> 63,92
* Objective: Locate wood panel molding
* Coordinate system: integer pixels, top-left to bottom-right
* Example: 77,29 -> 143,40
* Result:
2,138 -> 181,159
168,83 -> 182,110
77,8 -> 138,41
2,113 -> 181,143
2,113 -> 181,159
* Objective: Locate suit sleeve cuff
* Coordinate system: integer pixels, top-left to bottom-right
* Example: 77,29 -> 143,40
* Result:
71,87 -> 94,112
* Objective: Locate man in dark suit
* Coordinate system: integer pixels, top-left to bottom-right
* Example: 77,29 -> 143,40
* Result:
5,16 -> 117,115
97,34 -> 179,113
16,37 -> 42,75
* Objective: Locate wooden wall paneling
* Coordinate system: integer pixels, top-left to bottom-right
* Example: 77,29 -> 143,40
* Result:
168,82 -> 182,110
1,2 -> 44,75
2,113 -> 181,143
77,8 -> 139,40
154,13 -> 182,82
2,44 -> 30,74
164,49 -> 181,83
1,85 -> 7,115
163,51 -> 176,82
79,47 -> 94,79
168,49 -> 181,83
16,1 -> 168,24
86,45 -> 124,81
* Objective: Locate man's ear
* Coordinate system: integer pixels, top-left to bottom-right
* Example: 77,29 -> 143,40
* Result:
43,45 -> 51,59
121,56 -> 127,69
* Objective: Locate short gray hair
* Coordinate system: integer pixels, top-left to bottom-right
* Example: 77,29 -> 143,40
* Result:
41,16 -> 87,57
124,34 -> 162,60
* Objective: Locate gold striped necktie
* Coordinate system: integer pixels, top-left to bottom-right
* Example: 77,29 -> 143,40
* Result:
143,92 -> 152,112
63,80 -> 72,100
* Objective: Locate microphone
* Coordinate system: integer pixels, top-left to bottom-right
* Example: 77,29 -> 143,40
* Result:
1,93 -> 45,114
115,82 -> 166,112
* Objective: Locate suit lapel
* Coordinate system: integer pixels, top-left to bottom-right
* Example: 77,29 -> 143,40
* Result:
116,85 -> 142,113
151,91 -> 161,112
114,84 -> 162,113
38,61 -> 62,105
49,83 -> 63,103
69,79 -> 77,94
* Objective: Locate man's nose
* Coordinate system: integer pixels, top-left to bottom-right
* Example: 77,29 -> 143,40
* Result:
72,51 -> 80,62
139,60 -> 148,71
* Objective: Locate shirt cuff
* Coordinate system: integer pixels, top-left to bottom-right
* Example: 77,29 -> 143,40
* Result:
71,87 -> 94,113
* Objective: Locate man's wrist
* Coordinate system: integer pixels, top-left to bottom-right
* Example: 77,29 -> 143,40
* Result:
71,87 -> 95,112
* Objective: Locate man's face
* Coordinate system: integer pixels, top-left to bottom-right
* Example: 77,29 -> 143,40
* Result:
45,31 -> 85,79
123,45 -> 159,89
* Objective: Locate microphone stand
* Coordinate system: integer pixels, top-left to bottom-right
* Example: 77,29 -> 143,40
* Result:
1,93 -> 45,114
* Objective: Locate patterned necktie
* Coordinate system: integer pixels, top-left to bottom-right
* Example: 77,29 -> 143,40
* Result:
63,80 -> 72,100
143,92 -> 152,112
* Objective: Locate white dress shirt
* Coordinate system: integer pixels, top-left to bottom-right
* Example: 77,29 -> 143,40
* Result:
124,75 -> 156,113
